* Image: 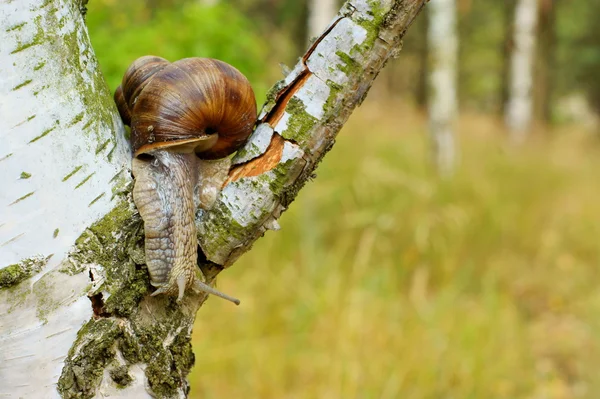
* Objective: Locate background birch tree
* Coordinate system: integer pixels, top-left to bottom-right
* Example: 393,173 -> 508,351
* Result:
427,0 -> 458,176
0,0 -> 427,398
505,0 -> 538,141
307,0 -> 338,41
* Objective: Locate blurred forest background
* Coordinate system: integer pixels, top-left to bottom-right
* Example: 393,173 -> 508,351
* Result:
87,0 -> 600,398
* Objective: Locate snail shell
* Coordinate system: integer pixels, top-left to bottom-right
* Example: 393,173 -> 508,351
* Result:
115,56 -> 256,302
116,56 -> 257,159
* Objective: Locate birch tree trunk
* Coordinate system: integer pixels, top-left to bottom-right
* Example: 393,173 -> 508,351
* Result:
505,0 -> 538,142
0,0 -> 427,397
307,0 -> 338,41
427,0 -> 458,176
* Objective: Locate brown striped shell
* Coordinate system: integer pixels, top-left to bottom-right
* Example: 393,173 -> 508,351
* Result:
115,56 -> 257,160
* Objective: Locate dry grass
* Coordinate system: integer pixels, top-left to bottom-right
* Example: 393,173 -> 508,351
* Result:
188,102 -> 600,399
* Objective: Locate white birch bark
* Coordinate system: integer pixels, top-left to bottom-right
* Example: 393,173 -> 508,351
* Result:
307,0 -> 338,41
427,0 -> 458,177
0,0 -> 427,397
505,0 -> 538,142
0,0 -> 130,397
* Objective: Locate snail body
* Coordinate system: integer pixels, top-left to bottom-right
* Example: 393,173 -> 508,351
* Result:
115,56 -> 256,303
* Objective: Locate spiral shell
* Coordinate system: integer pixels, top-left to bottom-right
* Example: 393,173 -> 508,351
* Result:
115,56 -> 257,159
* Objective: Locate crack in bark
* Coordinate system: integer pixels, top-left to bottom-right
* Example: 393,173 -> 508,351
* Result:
226,134 -> 285,184
225,15 -> 349,183
262,15 -> 346,127
89,292 -> 111,319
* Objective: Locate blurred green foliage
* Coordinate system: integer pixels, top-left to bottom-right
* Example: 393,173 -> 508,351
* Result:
86,0 -> 279,101
457,0 -> 506,112
87,0 -> 600,119
570,0 -> 600,113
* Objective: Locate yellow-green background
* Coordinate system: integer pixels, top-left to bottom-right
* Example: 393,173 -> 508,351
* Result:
87,1 -> 600,397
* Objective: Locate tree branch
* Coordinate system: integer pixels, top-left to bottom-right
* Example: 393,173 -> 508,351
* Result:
200,0 -> 427,267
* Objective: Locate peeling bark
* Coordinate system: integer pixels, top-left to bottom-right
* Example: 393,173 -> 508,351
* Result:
0,0 -> 427,397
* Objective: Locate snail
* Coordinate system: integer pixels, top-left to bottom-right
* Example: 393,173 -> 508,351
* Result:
114,56 -> 257,304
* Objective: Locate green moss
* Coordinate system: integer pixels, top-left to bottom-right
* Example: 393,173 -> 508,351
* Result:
104,267 -> 149,317
266,156 -> 300,194
9,191 -> 35,205
10,41 -> 39,54
28,0 -> 119,158
199,200 -> 247,260
33,61 -> 46,71
109,169 -> 132,200
20,171 -> 32,179
266,79 -> 284,101
0,256 -> 48,289
87,200 -> 134,246
335,50 -> 362,75
68,199 -> 149,317
33,85 -> 49,96
109,366 -> 133,388
234,141 -> 263,162
6,22 -> 26,32
88,193 -> 105,207
357,0 -> 387,50
58,200 -> 197,395
64,23 -> 118,146
270,150 -> 311,208
12,79 -> 33,91
125,314 -> 195,398
171,332 -> 195,372
62,165 -> 83,182
107,144 -> 119,162
82,119 -> 93,131
145,354 -> 180,397
33,276 -> 60,323
118,330 -> 141,364
75,172 -> 95,189
29,125 -> 56,143
323,80 -> 344,116
279,97 -> 318,148
69,112 -> 84,127
115,302 -> 196,397
200,150 -> 305,262
10,16 -> 44,54
95,139 -> 111,154
58,318 -> 122,399
4,282 -> 30,313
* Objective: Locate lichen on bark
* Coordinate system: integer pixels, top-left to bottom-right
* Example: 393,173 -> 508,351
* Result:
0,255 -> 50,289
57,189 -> 205,398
